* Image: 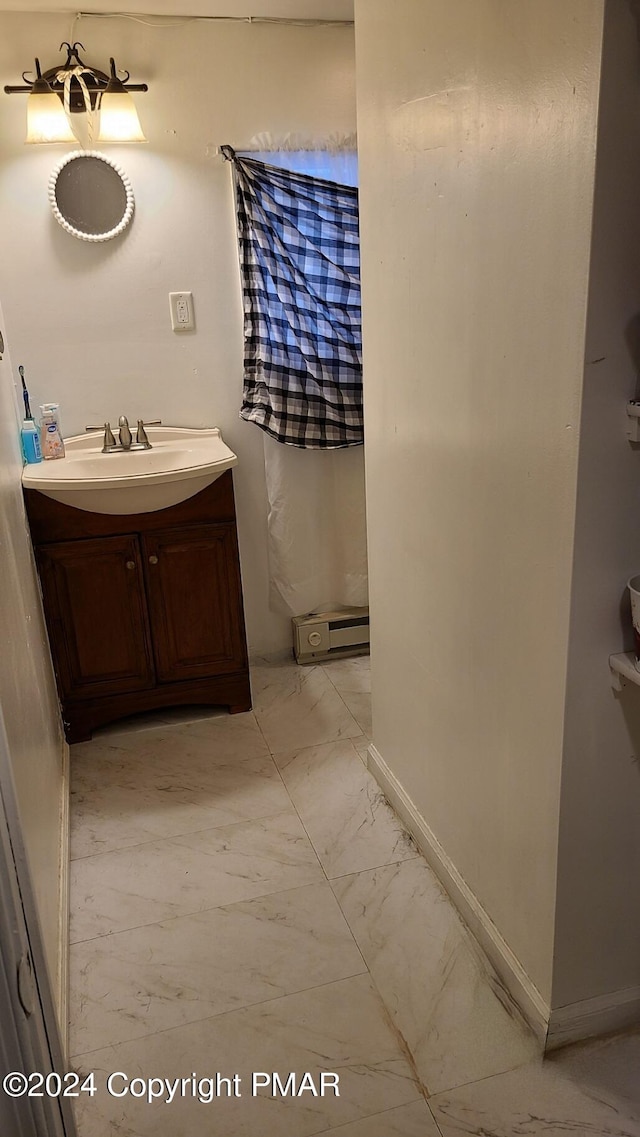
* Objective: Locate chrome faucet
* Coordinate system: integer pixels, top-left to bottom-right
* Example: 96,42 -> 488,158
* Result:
85,419 -> 161,453
118,415 -> 133,449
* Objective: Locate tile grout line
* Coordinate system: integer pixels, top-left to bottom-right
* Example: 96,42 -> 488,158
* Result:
69,876 -> 353,947
326,850 -> 421,884
368,974 -> 432,1104
419,1052 -> 552,1105
251,710 -> 333,891
320,661 -> 372,737
251,683 -> 376,988
262,718 -> 434,1091
252,660 -> 364,751
270,674 -> 442,1121
68,803 -> 301,862
251,677 -> 421,996
70,962 -> 371,1061
314,1098 -> 434,1136
426,1100 -> 447,1137
327,866 -> 437,1114
251,688 -> 335,883
270,738 -> 420,884
70,971 -> 387,1065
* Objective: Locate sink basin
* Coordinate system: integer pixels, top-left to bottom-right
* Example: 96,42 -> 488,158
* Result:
22,426 -> 237,515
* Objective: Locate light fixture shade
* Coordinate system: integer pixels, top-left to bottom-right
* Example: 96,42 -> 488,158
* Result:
97,79 -> 146,143
25,79 -> 76,144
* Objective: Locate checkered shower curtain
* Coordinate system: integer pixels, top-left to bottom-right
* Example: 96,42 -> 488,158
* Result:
225,150 -> 363,449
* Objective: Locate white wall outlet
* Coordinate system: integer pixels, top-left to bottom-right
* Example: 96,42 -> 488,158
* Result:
169,291 -> 195,332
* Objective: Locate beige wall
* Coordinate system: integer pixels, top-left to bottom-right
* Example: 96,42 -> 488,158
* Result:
355,0 -> 602,1005
553,0 -> 640,1009
0,11 -> 357,656
0,302 -> 66,1013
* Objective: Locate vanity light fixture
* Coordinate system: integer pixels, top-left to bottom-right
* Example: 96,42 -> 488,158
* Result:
96,62 -> 147,143
24,60 -> 76,144
4,42 -> 148,145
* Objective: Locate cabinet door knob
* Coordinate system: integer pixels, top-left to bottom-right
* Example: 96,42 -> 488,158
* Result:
125,560 -> 136,570
148,555 -> 159,565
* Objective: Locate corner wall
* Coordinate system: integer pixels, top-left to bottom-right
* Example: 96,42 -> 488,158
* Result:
0,12 -> 357,656
355,0 -> 603,1009
551,0 -> 640,1030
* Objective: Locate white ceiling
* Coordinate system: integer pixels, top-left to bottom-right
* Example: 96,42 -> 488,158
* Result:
0,0 -> 353,18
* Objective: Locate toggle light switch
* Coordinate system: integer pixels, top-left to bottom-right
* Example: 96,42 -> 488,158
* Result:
169,291 -> 195,332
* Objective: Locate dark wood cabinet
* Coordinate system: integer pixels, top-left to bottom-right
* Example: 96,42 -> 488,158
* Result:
142,524 -> 246,684
24,473 -> 251,743
37,534 -> 155,701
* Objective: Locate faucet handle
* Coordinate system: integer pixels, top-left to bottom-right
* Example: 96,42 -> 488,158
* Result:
135,419 -> 161,448
136,420 -> 150,447
87,422 -> 116,453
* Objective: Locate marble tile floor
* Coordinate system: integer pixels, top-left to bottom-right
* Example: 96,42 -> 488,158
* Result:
68,655 -> 640,1136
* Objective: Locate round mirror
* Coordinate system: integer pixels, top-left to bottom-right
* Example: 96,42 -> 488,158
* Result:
48,151 -> 134,242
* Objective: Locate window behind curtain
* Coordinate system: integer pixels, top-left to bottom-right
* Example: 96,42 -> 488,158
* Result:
242,150 -> 358,187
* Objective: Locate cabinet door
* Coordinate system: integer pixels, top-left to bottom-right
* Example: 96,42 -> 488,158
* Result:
37,535 -> 155,701
142,524 -> 247,683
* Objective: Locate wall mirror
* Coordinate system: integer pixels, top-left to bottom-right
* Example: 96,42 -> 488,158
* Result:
48,151 -> 134,242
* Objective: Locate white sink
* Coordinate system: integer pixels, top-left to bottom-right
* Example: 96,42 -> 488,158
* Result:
22,426 -> 237,515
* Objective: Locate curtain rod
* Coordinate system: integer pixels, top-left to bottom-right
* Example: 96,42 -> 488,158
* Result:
73,12 -> 354,28
218,133 -> 358,156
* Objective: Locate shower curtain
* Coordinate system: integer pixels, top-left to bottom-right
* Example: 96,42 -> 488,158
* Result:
227,142 -> 368,618
263,432 -> 368,617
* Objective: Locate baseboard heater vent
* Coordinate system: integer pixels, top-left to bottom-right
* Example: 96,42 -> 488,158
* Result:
292,607 -> 370,664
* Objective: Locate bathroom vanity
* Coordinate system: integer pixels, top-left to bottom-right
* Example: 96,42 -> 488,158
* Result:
24,471 -> 251,742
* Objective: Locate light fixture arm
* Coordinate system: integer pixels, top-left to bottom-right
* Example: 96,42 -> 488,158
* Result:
109,57 -> 130,84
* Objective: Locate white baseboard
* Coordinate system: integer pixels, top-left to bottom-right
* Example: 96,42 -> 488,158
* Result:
368,743 -> 640,1051
367,743 -> 550,1045
57,738 -> 70,1062
546,985 -> 640,1050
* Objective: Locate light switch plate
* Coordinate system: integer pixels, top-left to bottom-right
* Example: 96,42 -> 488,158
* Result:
169,291 -> 195,332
